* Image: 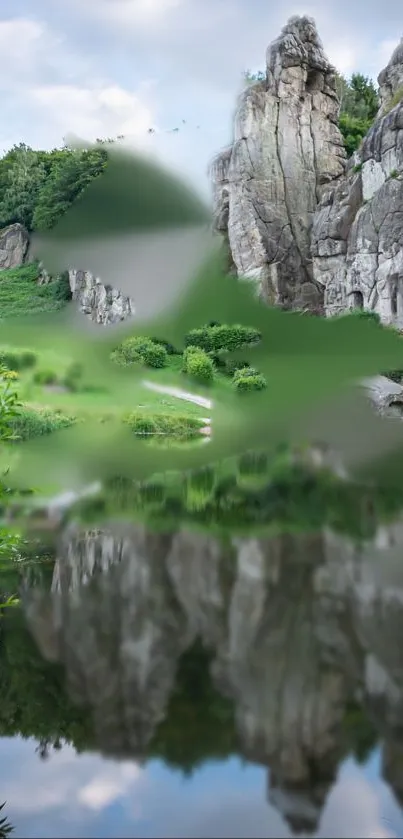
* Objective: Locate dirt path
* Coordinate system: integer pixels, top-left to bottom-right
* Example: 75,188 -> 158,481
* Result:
142,380 -> 213,411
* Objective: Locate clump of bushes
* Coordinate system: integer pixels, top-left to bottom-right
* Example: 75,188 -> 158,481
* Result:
185,466 -> 216,511
8,407 -> 76,440
184,323 -> 261,354
182,346 -> 214,384
233,367 -> 267,392
62,361 -> 84,392
349,309 -> 381,324
111,336 -> 168,368
123,411 -> 205,440
33,369 -> 59,386
0,348 -> 37,371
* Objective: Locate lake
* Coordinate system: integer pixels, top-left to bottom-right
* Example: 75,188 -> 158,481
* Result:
2,521 -> 403,837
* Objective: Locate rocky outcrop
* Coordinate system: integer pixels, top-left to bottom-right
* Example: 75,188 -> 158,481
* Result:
210,15 -> 346,311
311,95 -> 403,322
68,268 -> 134,324
0,222 -> 134,325
211,17 -> 403,327
21,520 -> 403,835
0,223 -> 29,269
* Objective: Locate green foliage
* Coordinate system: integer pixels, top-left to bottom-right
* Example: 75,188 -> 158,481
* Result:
0,346 -> 37,371
0,803 -> 14,837
0,263 -> 68,320
349,309 -> 381,324
390,169 -> 399,179
233,373 -> 267,392
112,336 -> 168,368
383,86 -> 403,114
124,411 -> 204,440
184,348 -> 215,384
335,73 -> 379,156
8,407 -> 76,440
0,143 -> 108,232
0,369 -> 23,442
233,366 -> 260,381
184,323 -> 261,353
150,337 -> 180,355
33,369 -> 59,386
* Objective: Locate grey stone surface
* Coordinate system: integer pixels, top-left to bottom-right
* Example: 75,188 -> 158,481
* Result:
210,15 -> 346,312
0,222 -> 29,269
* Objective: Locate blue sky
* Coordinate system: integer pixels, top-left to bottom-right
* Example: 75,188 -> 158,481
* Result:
0,0 -> 401,198
1,737 -> 403,837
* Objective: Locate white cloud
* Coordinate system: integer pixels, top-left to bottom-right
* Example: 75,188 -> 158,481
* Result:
30,83 -> 154,143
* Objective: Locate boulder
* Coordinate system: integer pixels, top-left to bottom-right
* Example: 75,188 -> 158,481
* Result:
0,222 -> 29,269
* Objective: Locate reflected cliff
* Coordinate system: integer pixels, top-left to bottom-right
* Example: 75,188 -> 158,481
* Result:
2,521 -> 403,835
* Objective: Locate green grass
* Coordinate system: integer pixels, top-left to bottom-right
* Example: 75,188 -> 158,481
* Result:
0,263 -> 69,320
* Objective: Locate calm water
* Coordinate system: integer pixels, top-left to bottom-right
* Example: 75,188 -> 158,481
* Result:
2,522 -> 403,838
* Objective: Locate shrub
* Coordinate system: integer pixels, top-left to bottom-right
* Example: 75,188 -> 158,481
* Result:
149,337 -> 180,355
184,323 -> 261,353
185,349 -> 215,384
33,369 -> 59,386
233,373 -> 267,392
8,408 -> 76,440
141,341 -> 167,368
111,336 -> 167,368
124,411 -> 204,440
182,345 -> 200,372
349,309 -> 381,324
233,366 -> 260,382
19,351 -> 37,369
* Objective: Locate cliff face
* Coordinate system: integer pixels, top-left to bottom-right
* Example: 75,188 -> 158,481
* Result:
0,222 -> 134,325
210,16 -> 346,312
211,17 -> 403,326
21,521 -> 403,835
312,57 -> 403,323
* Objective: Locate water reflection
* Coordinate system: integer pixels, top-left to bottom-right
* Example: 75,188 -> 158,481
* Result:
2,522 -> 403,835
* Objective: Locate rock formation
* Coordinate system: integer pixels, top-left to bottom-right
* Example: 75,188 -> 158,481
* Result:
211,16 -> 403,327
210,15 -> 346,312
21,520 -> 403,835
0,222 -> 134,325
0,222 -> 29,270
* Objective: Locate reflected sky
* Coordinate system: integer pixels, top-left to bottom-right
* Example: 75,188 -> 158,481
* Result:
1,738 -> 402,838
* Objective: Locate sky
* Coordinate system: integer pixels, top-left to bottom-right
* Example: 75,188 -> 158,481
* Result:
1,737 -> 402,838
0,0 -> 401,200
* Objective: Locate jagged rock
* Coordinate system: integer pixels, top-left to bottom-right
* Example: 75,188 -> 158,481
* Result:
0,222 -> 134,324
68,268 -> 134,324
378,37 -> 403,116
0,222 -> 29,269
312,96 -> 403,322
210,15 -> 346,311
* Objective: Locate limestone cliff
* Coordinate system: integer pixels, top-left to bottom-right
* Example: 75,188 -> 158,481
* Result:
312,54 -> 403,323
21,521 -> 403,835
0,222 -> 134,325
211,17 -> 403,326
210,15 -> 346,312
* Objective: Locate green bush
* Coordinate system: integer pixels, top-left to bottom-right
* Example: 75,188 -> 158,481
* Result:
111,336 -> 167,368
233,373 -> 267,392
0,348 -> 37,371
124,411 -> 204,440
349,309 -> 381,324
185,349 -> 215,384
8,408 -> 76,440
233,366 -> 260,382
150,337 -> 180,355
184,324 -> 261,353
182,345 -> 200,372
33,369 -> 59,386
